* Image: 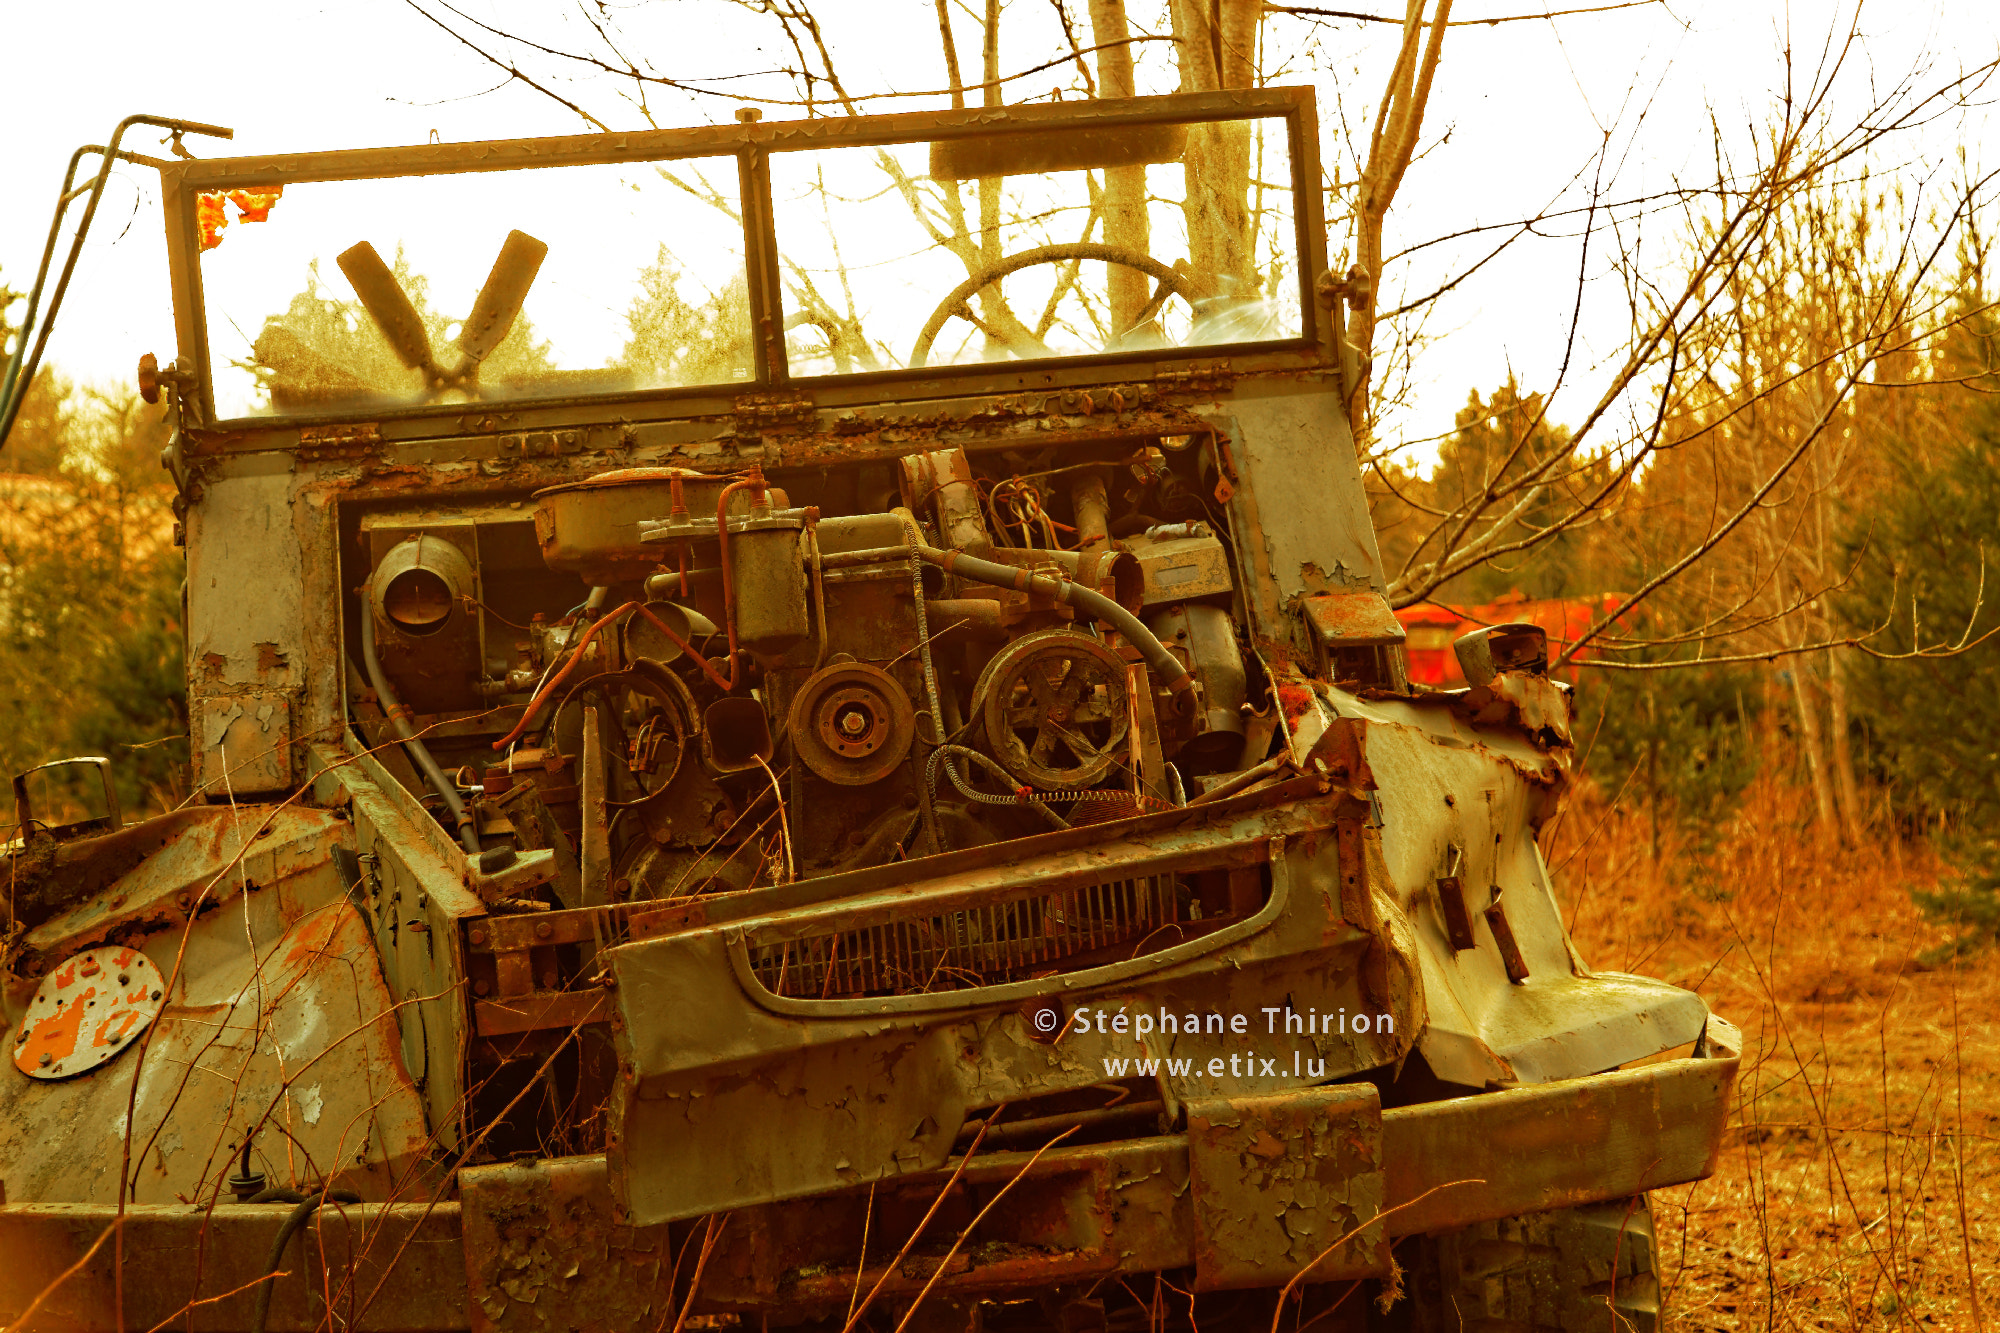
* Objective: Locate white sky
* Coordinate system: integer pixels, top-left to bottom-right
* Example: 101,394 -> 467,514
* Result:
3,0 -> 1994,450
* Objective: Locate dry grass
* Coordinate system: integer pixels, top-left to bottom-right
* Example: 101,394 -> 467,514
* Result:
1546,760 -> 1999,1331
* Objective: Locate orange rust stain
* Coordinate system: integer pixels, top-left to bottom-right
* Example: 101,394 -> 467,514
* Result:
52,961 -> 77,988
197,187 -> 283,252
227,186 -> 283,223
91,1009 -> 144,1049
282,910 -> 344,967
1245,1129 -> 1287,1160
197,193 -> 228,251
200,652 -> 228,679
124,985 -> 151,1003
15,990 -> 90,1073
112,948 -> 136,968
255,642 -> 288,674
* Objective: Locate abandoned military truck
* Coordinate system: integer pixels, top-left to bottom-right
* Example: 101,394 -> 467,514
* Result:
0,92 -> 1737,1332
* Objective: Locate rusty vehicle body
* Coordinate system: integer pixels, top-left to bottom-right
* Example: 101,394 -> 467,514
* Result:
0,91 -> 1738,1332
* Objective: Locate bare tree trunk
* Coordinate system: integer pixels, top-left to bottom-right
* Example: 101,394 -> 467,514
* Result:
1170,0 -> 1255,301
934,0 -> 965,112
1089,0 -> 1153,338
977,0 -> 1005,357
1789,659 -> 1838,838
1826,647 -> 1864,843
1346,1 -> 1450,441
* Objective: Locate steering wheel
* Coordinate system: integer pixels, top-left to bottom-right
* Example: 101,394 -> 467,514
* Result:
909,243 -> 1198,368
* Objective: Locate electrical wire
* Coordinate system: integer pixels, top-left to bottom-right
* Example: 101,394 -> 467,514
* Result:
492,601 -> 735,751
247,1188 -> 362,1333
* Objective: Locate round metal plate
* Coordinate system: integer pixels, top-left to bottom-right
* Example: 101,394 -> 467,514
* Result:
789,663 -> 916,786
11,946 -> 165,1081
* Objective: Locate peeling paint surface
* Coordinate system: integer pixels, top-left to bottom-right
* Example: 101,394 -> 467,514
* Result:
0,808 -> 429,1206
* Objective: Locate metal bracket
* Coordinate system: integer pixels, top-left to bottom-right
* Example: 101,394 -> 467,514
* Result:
1184,1082 -> 1387,1290
11,755 -> 120,840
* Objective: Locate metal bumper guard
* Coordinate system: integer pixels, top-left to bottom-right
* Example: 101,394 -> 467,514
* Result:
0,1015 -> 1737,1330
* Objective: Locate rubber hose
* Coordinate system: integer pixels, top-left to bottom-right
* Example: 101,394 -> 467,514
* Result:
360,607 -> 481,853
916,547 -> 1199,717
922,745 -> 1072,830
894,515 -> 1081,836
249,1188 -> 363,1333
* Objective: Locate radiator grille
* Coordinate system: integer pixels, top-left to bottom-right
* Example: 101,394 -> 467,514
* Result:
750,872 -> 1203,999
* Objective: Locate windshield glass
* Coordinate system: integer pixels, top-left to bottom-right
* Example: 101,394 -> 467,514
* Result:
191,110 -> 1303,423
771,116 -> 1299,374
198,156 -> 754,420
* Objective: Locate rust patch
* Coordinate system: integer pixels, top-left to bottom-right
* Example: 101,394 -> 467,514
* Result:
282,906 -> 344,966
17,985 -> 90,1067
1276,682 -> 1316,726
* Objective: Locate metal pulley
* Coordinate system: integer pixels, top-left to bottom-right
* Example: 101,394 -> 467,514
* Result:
973,630 -> 1132,790
789,663 -> 917,786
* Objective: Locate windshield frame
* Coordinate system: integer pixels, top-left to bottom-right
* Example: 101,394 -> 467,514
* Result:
161,87 -> 1330,436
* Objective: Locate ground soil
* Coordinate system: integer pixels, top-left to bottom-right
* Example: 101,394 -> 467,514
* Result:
1549,769 -> 1999,1331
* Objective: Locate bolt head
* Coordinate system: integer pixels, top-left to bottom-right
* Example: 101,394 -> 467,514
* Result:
534,921 -> 553,940
469,928 -> 487,946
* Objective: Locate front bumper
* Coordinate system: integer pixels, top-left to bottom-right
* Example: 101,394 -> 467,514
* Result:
0,1014 -> 1739,1331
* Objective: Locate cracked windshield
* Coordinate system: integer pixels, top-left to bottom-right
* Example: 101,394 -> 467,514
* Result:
197,155 -> 754,421
771,116 -> 1300,374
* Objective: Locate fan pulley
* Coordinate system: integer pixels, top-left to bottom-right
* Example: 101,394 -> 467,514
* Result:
789,663 -> 917,786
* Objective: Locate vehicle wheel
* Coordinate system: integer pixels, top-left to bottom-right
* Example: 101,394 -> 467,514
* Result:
1407,1196 -> 1660,1332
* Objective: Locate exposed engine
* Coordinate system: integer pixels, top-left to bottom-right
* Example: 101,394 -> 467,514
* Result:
350,440 -> 1281,963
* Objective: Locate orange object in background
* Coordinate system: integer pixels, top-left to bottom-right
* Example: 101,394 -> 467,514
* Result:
1396,591 -> 1623,685
194,184 -> 284,251
195,192 -> 228,250
226,186 -> 282,222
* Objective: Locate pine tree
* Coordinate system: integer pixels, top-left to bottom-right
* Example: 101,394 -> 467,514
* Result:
1840,267 -> 2000,960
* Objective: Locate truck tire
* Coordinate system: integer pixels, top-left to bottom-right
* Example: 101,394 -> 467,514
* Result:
1408,1196 -> 1661,1332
